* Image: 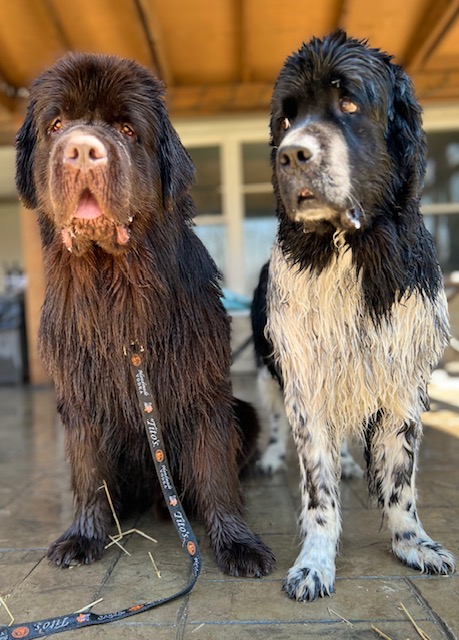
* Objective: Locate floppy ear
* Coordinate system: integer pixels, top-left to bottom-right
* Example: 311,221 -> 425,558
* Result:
15,99 -> 38,209
386,64 -> 426,200
157,106 -> 195,212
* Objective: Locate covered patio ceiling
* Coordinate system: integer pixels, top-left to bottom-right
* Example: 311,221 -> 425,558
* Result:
1,0 -> 459,144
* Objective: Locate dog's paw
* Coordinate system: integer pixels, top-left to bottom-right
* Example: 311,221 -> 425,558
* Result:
216,537 -> 275,577
393,534 -> 456,575
282,564 -> 335,602
256,442 -> 286,475
48,533 -> 106,567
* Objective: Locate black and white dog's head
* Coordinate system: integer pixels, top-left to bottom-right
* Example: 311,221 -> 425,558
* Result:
270,30 -> 426,233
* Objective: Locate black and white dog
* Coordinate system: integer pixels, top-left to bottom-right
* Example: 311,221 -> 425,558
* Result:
251,30 -> 455,601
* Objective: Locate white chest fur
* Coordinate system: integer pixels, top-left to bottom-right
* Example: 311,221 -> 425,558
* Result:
266,236 -> 449,435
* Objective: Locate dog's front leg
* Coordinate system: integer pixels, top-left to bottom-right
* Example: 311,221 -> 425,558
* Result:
283,414 -> 341,601
256,366 -> 290,474
186,403 -> 275,578
48,425 -> 115,567
366,413 -> 456,575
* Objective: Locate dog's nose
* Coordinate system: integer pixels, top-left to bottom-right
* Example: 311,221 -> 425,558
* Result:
63,133 -> 108,169
278,145 -> 314,170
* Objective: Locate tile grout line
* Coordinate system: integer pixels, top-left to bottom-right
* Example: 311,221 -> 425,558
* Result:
5,552 -> 47,600
404,577 -> 458,640
174,592 -> 190,640
90,511 -> 145,606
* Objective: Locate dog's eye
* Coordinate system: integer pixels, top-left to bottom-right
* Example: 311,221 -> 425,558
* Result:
281,118 -> 291,130
121,124 -> 135,137
48,118 -> 62,134
339,98 -> 358,114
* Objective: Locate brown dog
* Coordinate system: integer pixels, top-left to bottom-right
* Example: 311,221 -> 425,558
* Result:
15,52 -> 274,577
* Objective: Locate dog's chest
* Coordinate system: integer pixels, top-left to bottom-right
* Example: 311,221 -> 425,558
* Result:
267,239 -> 367,371
266,239 -> 444,429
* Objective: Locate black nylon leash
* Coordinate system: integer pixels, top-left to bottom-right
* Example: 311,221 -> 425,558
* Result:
0,344 -> 201,639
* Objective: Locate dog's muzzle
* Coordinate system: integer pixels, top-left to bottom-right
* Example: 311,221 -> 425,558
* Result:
49,126 -> 134,253
276,124 -> 362,230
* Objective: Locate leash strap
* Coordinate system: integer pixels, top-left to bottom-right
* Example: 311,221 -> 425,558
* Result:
0,344 -> 201,639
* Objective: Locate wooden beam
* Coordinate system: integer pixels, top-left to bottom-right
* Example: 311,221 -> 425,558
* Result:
167,82 -> 273,115
335,0 -> 351,30
167,71 -> 459,115
404,0 -> 459,71
235,0 -> 250,84
133,0 -> 173,84
413,68 -> 459,101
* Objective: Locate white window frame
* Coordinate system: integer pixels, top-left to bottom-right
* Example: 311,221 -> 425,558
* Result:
174,115 -> 271,294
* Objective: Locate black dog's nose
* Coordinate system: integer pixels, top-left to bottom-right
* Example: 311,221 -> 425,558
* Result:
278,145 -> 314,170
63,133 -> 108,169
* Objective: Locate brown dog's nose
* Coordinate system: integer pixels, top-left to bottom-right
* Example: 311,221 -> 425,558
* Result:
63,133 -> 108,169
278,145 -> 314,170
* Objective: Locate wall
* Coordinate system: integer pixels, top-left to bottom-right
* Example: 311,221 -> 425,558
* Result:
0,147 -> 22,292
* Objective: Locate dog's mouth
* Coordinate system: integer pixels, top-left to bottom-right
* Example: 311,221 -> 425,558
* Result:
292,187 -> 362,231
293,186 -> 333,219
74,189 -> 104,221
61,189 -> 132,252
298,187 -> 316,205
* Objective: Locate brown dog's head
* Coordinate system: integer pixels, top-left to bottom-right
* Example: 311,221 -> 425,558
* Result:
16,53 -> 194,256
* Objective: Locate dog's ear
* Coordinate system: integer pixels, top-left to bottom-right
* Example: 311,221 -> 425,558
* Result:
157,107 -> 195,212
387,64 -> 426,199
15,99 -> 38,209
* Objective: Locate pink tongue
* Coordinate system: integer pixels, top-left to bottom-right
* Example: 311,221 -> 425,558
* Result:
75,193 -> 103,219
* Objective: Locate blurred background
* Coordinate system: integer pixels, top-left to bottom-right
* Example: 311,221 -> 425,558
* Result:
0,0 -> 459,384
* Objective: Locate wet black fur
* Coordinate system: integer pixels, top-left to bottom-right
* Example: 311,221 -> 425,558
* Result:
15,52 -> 274,576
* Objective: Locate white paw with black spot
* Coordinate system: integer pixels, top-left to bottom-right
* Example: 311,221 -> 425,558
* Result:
282,563 -> 335,601
392,533 -> 456,575
257,441 -> 286,474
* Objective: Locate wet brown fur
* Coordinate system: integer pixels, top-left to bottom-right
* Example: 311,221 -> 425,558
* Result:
15,52 -> 274,576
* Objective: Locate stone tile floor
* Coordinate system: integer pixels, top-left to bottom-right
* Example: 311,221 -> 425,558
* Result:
0,370 -> 458,639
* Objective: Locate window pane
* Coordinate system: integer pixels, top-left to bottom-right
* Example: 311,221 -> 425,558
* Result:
194,224 -> 228,285
423,131 -> 459,204
243,217 -> 277,295
244,192 -> 276,218
242,143 -> 277,293
423,132 -> 459,273
188,146 -> 222,216
424,214 -> 459,273
242,142 -> 271,185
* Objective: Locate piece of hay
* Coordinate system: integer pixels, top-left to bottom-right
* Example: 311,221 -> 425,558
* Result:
148,551 -> 161,578
98,481 -> 123,538
372,602 -> 433,640
0,595 -> 14,627
98,481 -> 157,552
371,624 -> 393,640
328,607 -> 354,627
106,535 -> 131,556
399,602 -> 432,640
73,598 -> 104,614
